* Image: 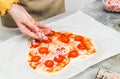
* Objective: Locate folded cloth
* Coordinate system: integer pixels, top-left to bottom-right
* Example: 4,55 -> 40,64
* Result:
96,68 -> 120,79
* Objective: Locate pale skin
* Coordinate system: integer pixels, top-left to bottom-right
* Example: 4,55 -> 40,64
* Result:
7,4 -> 52,40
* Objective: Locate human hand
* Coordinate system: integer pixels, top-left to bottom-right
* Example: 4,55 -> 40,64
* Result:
8,4 -> 52,40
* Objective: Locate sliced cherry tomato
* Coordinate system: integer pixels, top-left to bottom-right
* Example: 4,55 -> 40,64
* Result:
77,43 -> 86,50
38,47 -> 49,54
47,31 -> 55,36
30,40 -> 40,48
31,56 -> 41,62
63,32 -> 73,37
58,35 -> 70,43
56,32 -> 63,36
54,55 -> 65,63
74,35 -> 83,41
68,50 -> 79,58
44,60 -> 54,68
43,38 -> 52,44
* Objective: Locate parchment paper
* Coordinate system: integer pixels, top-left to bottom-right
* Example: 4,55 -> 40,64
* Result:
0,11 -> 120,79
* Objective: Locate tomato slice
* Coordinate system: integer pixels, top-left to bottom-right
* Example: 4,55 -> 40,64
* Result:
30,39 -> 40,48
31,56 -> 41,62
38,47 -> 49,54
77,43 -> 86,50
44,60 -> 54,68
47,31 -> 55,36
43,38 -> 52,44
58,35 -> 70,43
68,50 -> 79,58
74,35 -> 83,41
54,55 -> 65,63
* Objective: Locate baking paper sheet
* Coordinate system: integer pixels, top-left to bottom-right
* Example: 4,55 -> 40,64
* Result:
0,11 -> 120,79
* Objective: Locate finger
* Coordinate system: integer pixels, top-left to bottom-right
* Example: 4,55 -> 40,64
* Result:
36,22 -> 52,30
23,16 -> 40,33
40,29 -> 52,35
18,23 -> 40,39
36,22 -> 52,34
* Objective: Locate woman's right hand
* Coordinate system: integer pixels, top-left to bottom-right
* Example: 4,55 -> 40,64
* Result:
8,4 -> 52,40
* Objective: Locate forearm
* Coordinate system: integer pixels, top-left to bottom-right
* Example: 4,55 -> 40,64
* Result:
0,0 -> 19,16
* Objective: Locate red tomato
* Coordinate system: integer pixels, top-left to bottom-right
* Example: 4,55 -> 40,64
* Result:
64,32 -> 73,37
43,38 -> 52,44
44,60 -> 54,68
47,31 -> 55,36
54,55 -> 65,63
77,43 -> 86,50
74,35 -> 83,41
58,35 -> 70,43
68,50 -> 79,58
30,40 -> 40,48
31,56 -> 41,62
38,47 -> 49,54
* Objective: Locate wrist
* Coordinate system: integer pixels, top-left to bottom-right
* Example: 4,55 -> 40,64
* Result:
0,0 -> 19,16
8,4 -> 17,15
